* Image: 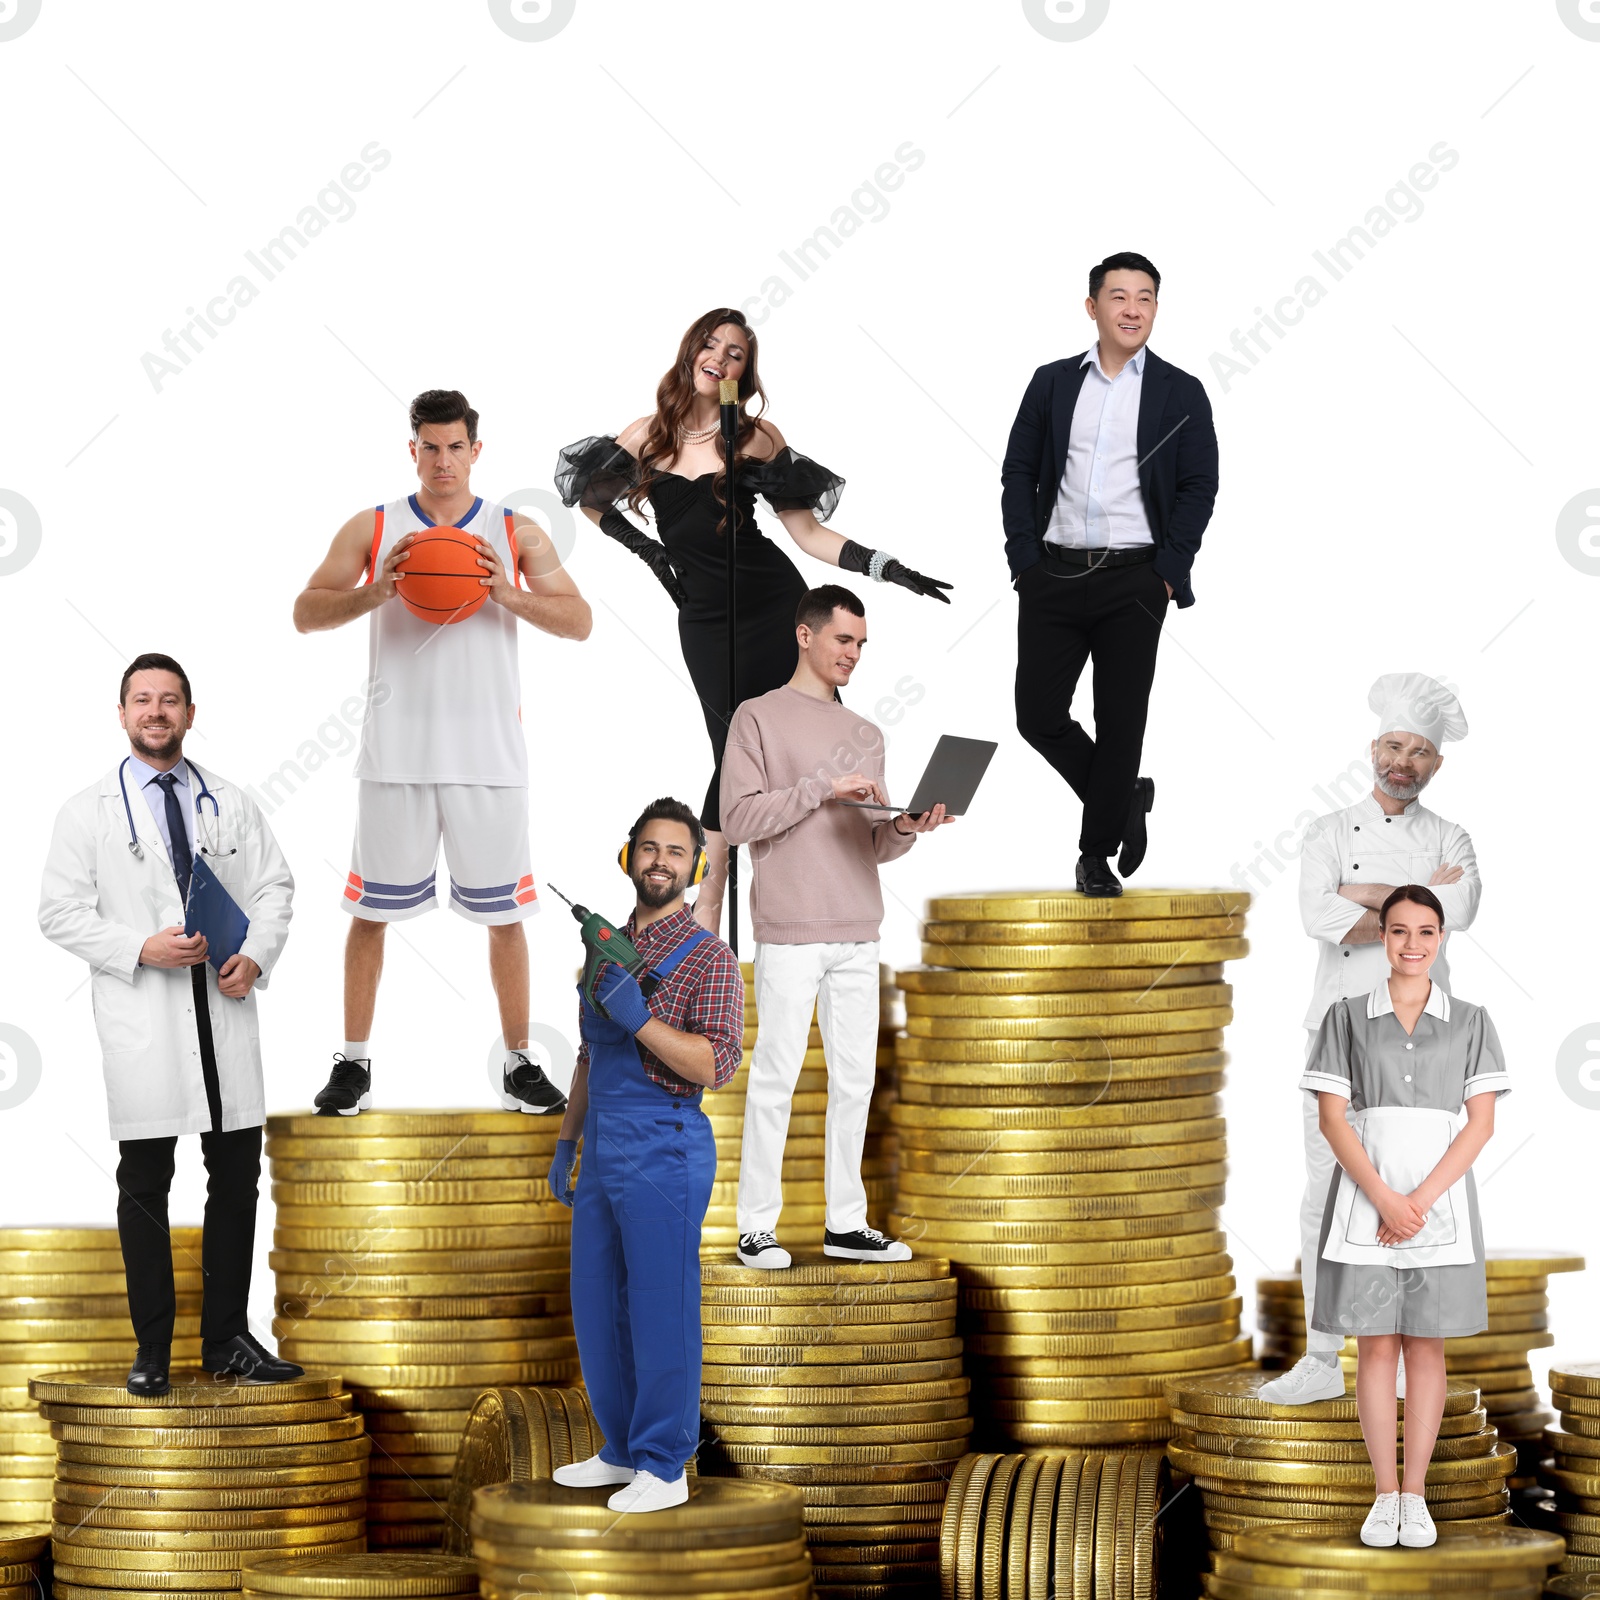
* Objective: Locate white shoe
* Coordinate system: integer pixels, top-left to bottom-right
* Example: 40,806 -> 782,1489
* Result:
1360,1490 -> 1401,1547
552,1453 -> 634,1488
736,1232 -> 791,1269
1397,1492 -> 1435,1547
1257,1353 -> 1346,1405
608,1470 -> 688,1513
1396,1349 -> 1407,1400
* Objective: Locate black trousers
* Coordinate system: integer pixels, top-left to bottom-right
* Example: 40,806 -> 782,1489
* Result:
1014,551 -> 1170,858
116,1124 -> 262,1347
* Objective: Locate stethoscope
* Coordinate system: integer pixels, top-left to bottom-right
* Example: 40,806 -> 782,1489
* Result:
117,757 -> 231,861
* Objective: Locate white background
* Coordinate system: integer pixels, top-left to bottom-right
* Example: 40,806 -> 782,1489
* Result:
1,1 -> 1595,1379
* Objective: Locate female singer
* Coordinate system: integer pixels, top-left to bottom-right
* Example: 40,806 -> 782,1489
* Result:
556,306 -> 951,934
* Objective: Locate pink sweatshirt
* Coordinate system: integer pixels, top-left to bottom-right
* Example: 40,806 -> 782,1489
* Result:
720,685 -> 916,944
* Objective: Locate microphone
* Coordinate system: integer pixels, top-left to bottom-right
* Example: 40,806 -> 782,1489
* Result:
718,377 -> 739,445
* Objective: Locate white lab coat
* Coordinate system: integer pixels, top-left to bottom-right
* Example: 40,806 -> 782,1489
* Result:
38,760 -> 294,1140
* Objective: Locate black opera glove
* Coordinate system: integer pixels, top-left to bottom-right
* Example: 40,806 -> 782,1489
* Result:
599,509 -> 685,608
838,538 -> 953,604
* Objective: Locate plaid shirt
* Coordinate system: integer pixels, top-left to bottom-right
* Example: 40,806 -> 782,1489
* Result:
574,905 -> 745,1096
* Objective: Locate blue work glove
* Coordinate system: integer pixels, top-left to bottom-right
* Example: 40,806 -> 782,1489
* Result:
593,961 -> 652,1035
548,1138 -> 578,1207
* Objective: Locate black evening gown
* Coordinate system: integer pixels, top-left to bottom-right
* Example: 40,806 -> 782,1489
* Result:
556,436 -> 845,830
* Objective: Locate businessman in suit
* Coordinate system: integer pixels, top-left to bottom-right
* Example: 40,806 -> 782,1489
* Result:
1001,251 -> 1219,897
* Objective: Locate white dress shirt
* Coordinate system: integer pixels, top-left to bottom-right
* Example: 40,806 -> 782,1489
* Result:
1044,343 -> 1154,550
127,753 -> 196,865
1297,792 -> 1481,1030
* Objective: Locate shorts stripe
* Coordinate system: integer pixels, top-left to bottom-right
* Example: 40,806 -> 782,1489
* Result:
362,886 -> 438,911
359,874 -> 439,896
451,877 -> 516,899
451,885 -> 517,914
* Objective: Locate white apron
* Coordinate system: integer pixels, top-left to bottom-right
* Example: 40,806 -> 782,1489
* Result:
1322,1105 -> 1476,1267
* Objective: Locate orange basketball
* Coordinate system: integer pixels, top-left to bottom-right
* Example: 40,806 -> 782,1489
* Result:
394,532 -> 489,624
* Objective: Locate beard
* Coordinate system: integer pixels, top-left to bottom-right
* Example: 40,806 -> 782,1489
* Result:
130,722 -> 183,760
633,868 -> 685,909
1373,757 -> 1431,802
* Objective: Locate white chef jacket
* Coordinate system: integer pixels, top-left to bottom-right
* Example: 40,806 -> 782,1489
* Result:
1298,792 -> 1480,1030
39,761 -> 294,1140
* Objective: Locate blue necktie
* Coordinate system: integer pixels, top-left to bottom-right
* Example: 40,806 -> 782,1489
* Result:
154,773 -> 193,906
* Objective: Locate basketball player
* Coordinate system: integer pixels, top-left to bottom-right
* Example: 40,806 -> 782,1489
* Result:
293,389 -> 592,1114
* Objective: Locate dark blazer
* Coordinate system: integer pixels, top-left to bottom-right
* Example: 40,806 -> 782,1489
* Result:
1000,347 -> 1219,608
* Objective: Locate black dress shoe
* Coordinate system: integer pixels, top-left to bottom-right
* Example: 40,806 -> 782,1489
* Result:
1117,777 -> 1155,877
1075,853 -> 1123,898
127,1343 -> 171,1397
201,1332 -> 305,1384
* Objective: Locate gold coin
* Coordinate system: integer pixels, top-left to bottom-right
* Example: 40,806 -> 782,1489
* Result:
268,1157 -> 542,1182
0,1228 -> 196,1252
892,1095 -> 1222,1130
894,1184 -> 1227,1224
897,963 -> 1226,996
701,1358 -> 964,1388
273,1227 -> 556,1251
964,1317 -> 1240,1357
266,1112 -> 558,1138
708,1418 -> 972,1446
705,1312 -> 947,1342
701,1378 -> 968,1408
920,937 -> 1247,969
701,1301 -> 953,1329
903,1146 -> 1230,1183
895,1032 -> 1223,1063
270,1180 -> 548,1206
57,1439 -> 371,1469
1179,1426 -> 1496,1464
704,1438 -> 968,1468
897,1161 -> 1229,1199
292,1361 -> 576,1387
700,1255 -> 950,1287
925,889 -> 1249,921
54,1482 -> 368,1513
39,1397 -> 353,1428
1170,1405 -> 1489,1441
1553,1364 -> 1600,1400
700,1398 -> 970,1427
54,1503 -> 365,1532
905,983 -> 1231,1018
945,1238 -> 1230,1272
965,1296 -> 1242,1333
897,1074 -> 1228,1109
981,1341 -> 1253,1377
905,1013 -> 1233,1048
964,1275 -> 1236,1311
235,1552 -> 478,1595
926,916 -> 1241,945
54,1539 -> 365,1571
471,1476 -> 800,1533
50,1418 -> 364,1449
29,1371 -> 346,1406
701,1278 -> 955,1307
1485,1250 -> 1585,1277
1199,1486 -> 1509,1518
266,1134 -> 556,1160
893,1117 -> 1226,1155
273,1201 -> 559,1228
0,1251 -> 138,1274
275,1296 -> 559,1323
271,1319 -> 563,1345
1231,1520 -> 1562,1570
1169,1370 -> 1480,1419
471,1536 -> 805,1573
701,1335 -> 962,1366
1170,1438 -> 1517,1491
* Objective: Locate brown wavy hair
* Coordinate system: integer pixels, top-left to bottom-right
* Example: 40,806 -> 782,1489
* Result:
626,307 -> 770,530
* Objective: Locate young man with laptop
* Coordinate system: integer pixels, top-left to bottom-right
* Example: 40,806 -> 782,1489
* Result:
719,584 -> 967,1268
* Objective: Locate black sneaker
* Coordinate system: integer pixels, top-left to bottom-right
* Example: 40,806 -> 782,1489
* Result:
200,1332 -> 305,1384
313,1053 -> 370,1116
736,1232 -> 792,1269
127,1343 -> 171,1397
501,1052 -> 568,1115
823,1226 -> 911,1262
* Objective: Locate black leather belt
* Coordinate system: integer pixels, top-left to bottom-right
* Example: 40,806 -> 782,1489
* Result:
1042,543 -> 1156,569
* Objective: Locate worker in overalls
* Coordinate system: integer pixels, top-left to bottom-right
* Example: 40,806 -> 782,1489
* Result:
547,796 -> 744,1512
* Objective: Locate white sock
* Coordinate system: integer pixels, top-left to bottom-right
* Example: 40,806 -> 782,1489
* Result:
341,1041 -> 370,1064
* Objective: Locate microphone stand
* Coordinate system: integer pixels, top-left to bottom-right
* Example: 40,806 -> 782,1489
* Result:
719,378 -> 741,957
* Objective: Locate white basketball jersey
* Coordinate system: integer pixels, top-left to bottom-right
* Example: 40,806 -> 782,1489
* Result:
353,493 -> 528,786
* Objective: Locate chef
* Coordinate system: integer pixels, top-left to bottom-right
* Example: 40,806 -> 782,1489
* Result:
1261,672 -> 1481,1405
39,653 -> 302,1397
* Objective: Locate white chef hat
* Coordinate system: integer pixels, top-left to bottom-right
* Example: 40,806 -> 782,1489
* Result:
1368,673 -> 1468,748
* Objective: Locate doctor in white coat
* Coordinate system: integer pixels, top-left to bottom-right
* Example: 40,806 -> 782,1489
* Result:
39,653 -> 303,1396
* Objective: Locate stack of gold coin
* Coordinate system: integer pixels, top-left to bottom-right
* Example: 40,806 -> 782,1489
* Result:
1208,1521 -> 1562,1596
35,1368 -> 365,1597
1542,1362 -> 1600,1576
890,887 -> 1252,1447
265,1111 -> 580,1551
701,964 -> 899,1260
939,1449 -> 1173,1599
1264,1249 -> 1585,1481
0,1224 -> 204,1520
241,1552 -> 479,1600
440,1384 -> 605,1554
470,1478 -> 809,1598
699,1254 -> 967,1597
0,1524 -> 49,1600
1165,1369 -> 1514,1551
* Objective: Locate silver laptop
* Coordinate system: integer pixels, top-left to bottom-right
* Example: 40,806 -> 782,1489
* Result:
832,734 -> 998,817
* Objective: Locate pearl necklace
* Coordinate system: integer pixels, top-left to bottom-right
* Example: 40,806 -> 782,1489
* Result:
679,421 -> 720,442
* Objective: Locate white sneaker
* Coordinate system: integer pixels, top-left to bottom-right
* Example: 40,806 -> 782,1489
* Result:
1360,1490 -> 1401,1547
1257,1352 -> 1346,1405
608,1470 -> 688,1513
1397,1492 -> 1435,1547
552,1453 -> 634,1488
736,1232 -> 791,1269
1396,1349 -> 1406,1400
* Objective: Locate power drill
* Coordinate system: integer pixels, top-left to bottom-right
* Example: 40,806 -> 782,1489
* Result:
546,884 -> 659,1011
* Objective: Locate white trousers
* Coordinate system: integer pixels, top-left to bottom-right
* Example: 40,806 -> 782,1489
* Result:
1298,1026 -> 1355,1353
737,940 -> 881,1237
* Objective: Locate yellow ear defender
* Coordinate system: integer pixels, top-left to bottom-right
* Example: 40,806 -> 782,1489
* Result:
618,835 -> 709,887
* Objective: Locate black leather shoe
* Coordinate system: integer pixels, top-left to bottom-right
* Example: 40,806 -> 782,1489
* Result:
201,1332 -> 305,1384
127,1343 -> 171,1397
1075,853 -> 1123,898
1118,777 -> 1155,877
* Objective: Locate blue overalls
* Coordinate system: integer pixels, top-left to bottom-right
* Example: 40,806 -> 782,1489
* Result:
570,927 -> 718,1480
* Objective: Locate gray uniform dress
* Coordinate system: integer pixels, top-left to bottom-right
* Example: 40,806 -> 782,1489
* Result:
1298,982 -> 1509,1339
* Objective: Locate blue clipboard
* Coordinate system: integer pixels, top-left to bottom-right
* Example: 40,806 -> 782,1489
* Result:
184,853 -> 251,972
